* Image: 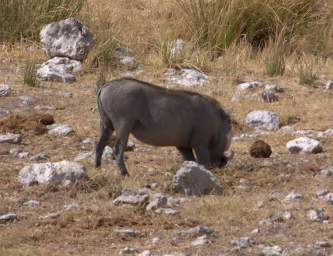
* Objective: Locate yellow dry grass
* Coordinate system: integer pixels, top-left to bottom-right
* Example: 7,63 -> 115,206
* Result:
1,0 -> 333,255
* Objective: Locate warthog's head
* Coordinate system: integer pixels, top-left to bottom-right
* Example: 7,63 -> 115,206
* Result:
210,108 -> 234,168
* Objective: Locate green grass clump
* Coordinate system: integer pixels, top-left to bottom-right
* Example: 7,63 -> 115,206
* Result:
177,0 -> 325,55
86,35 -> 118,69
297,61 -> 318,85
0,0 -> 85,42
23,60 -> 39,87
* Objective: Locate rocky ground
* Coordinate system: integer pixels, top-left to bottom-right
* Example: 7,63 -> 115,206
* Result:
1,19 -> 333,256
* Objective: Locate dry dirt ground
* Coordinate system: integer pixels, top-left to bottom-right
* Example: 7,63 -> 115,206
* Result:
0,47 -> 333,256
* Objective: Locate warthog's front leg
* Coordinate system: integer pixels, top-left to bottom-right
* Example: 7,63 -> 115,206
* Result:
177,147 -> 196,162
193,145 -> 211,169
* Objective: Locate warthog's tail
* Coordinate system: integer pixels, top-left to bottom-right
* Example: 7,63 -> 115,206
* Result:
96,86 -> 113,130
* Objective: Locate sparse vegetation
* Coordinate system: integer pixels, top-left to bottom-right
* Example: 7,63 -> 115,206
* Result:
177,0 -> 330,56
297,57 -> 318,85
86,35 -> 118,69
264,37 -> 286,77
0,0 -> 85,42
1,0 -> 333,255
23,60 -> 39,87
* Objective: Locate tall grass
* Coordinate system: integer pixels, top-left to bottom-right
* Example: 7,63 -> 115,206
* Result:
177,0 -> 326,55
0,0 -> 85,42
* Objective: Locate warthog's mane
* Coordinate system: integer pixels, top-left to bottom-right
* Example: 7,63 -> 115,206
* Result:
113,77 -> 223,110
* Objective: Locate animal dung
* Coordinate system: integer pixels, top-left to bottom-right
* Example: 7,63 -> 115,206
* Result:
249,140 -> 272,158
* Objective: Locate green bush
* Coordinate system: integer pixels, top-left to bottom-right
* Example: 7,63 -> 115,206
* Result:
0,0 -> 85,42
177,0 -> 325,55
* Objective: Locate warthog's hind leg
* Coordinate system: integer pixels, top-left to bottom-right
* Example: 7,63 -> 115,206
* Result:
95,127 -> 112,168
177,147 -> 195,162
114,122 -> 132,176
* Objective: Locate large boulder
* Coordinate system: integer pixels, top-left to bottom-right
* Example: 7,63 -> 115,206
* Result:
18,160 -> 87,186
40,18 -> 94,61
245,110 -> 280,131
286,137 -> 322,154
172,161 -> 222,196
37,57 -> 82,83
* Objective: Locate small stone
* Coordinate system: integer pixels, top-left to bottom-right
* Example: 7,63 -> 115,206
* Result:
20,95 -> 38,106
81,138 -> 94,150
47,123 -> 74,136
325,193 -> 333,204
0,107 -> 10,118
326,80 -> 333,90
237,81 -> 263,90
314,241 -> 331,249
249,140 -> 272,158
34,105 -> 56,111
178,226 -> 214,237
262,91 -> 279,103
256,201 -> 264,209
237,178 -> 252,190
74,151 -> 94,162
152,237 -> 161,244
318,168 -> 333,177
0,213 -> 17,223
29,153 -> 49,162
191,235 -> 210,246
283,191 -> 302,203
41,211 -> 60,219
113,188 -> 149,206
286,137 -> 322,154
146,193 -> 168,211
231,237 -> 254,248
167,68 -> 208,87
316,189 -> 329,197
308,208 -> 327,222
0,133 -> 21,144
64,203 -> 79,211
259,218 -> 273,226
251,228 -> 260,234
119,247 -> 139,255
245,110 -> 280,131
155,208 -> 178,215
166,197 -> 188,207
0,84 -> 11,97
264,84 -> 284,93
23,200 -> 41,208
262,245 -> 283,256
138,251 -> 153,256
114,228 -> 140,238
282,211 -> 293,220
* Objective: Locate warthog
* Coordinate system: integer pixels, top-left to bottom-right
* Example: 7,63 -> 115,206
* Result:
95,78 -> 233,176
